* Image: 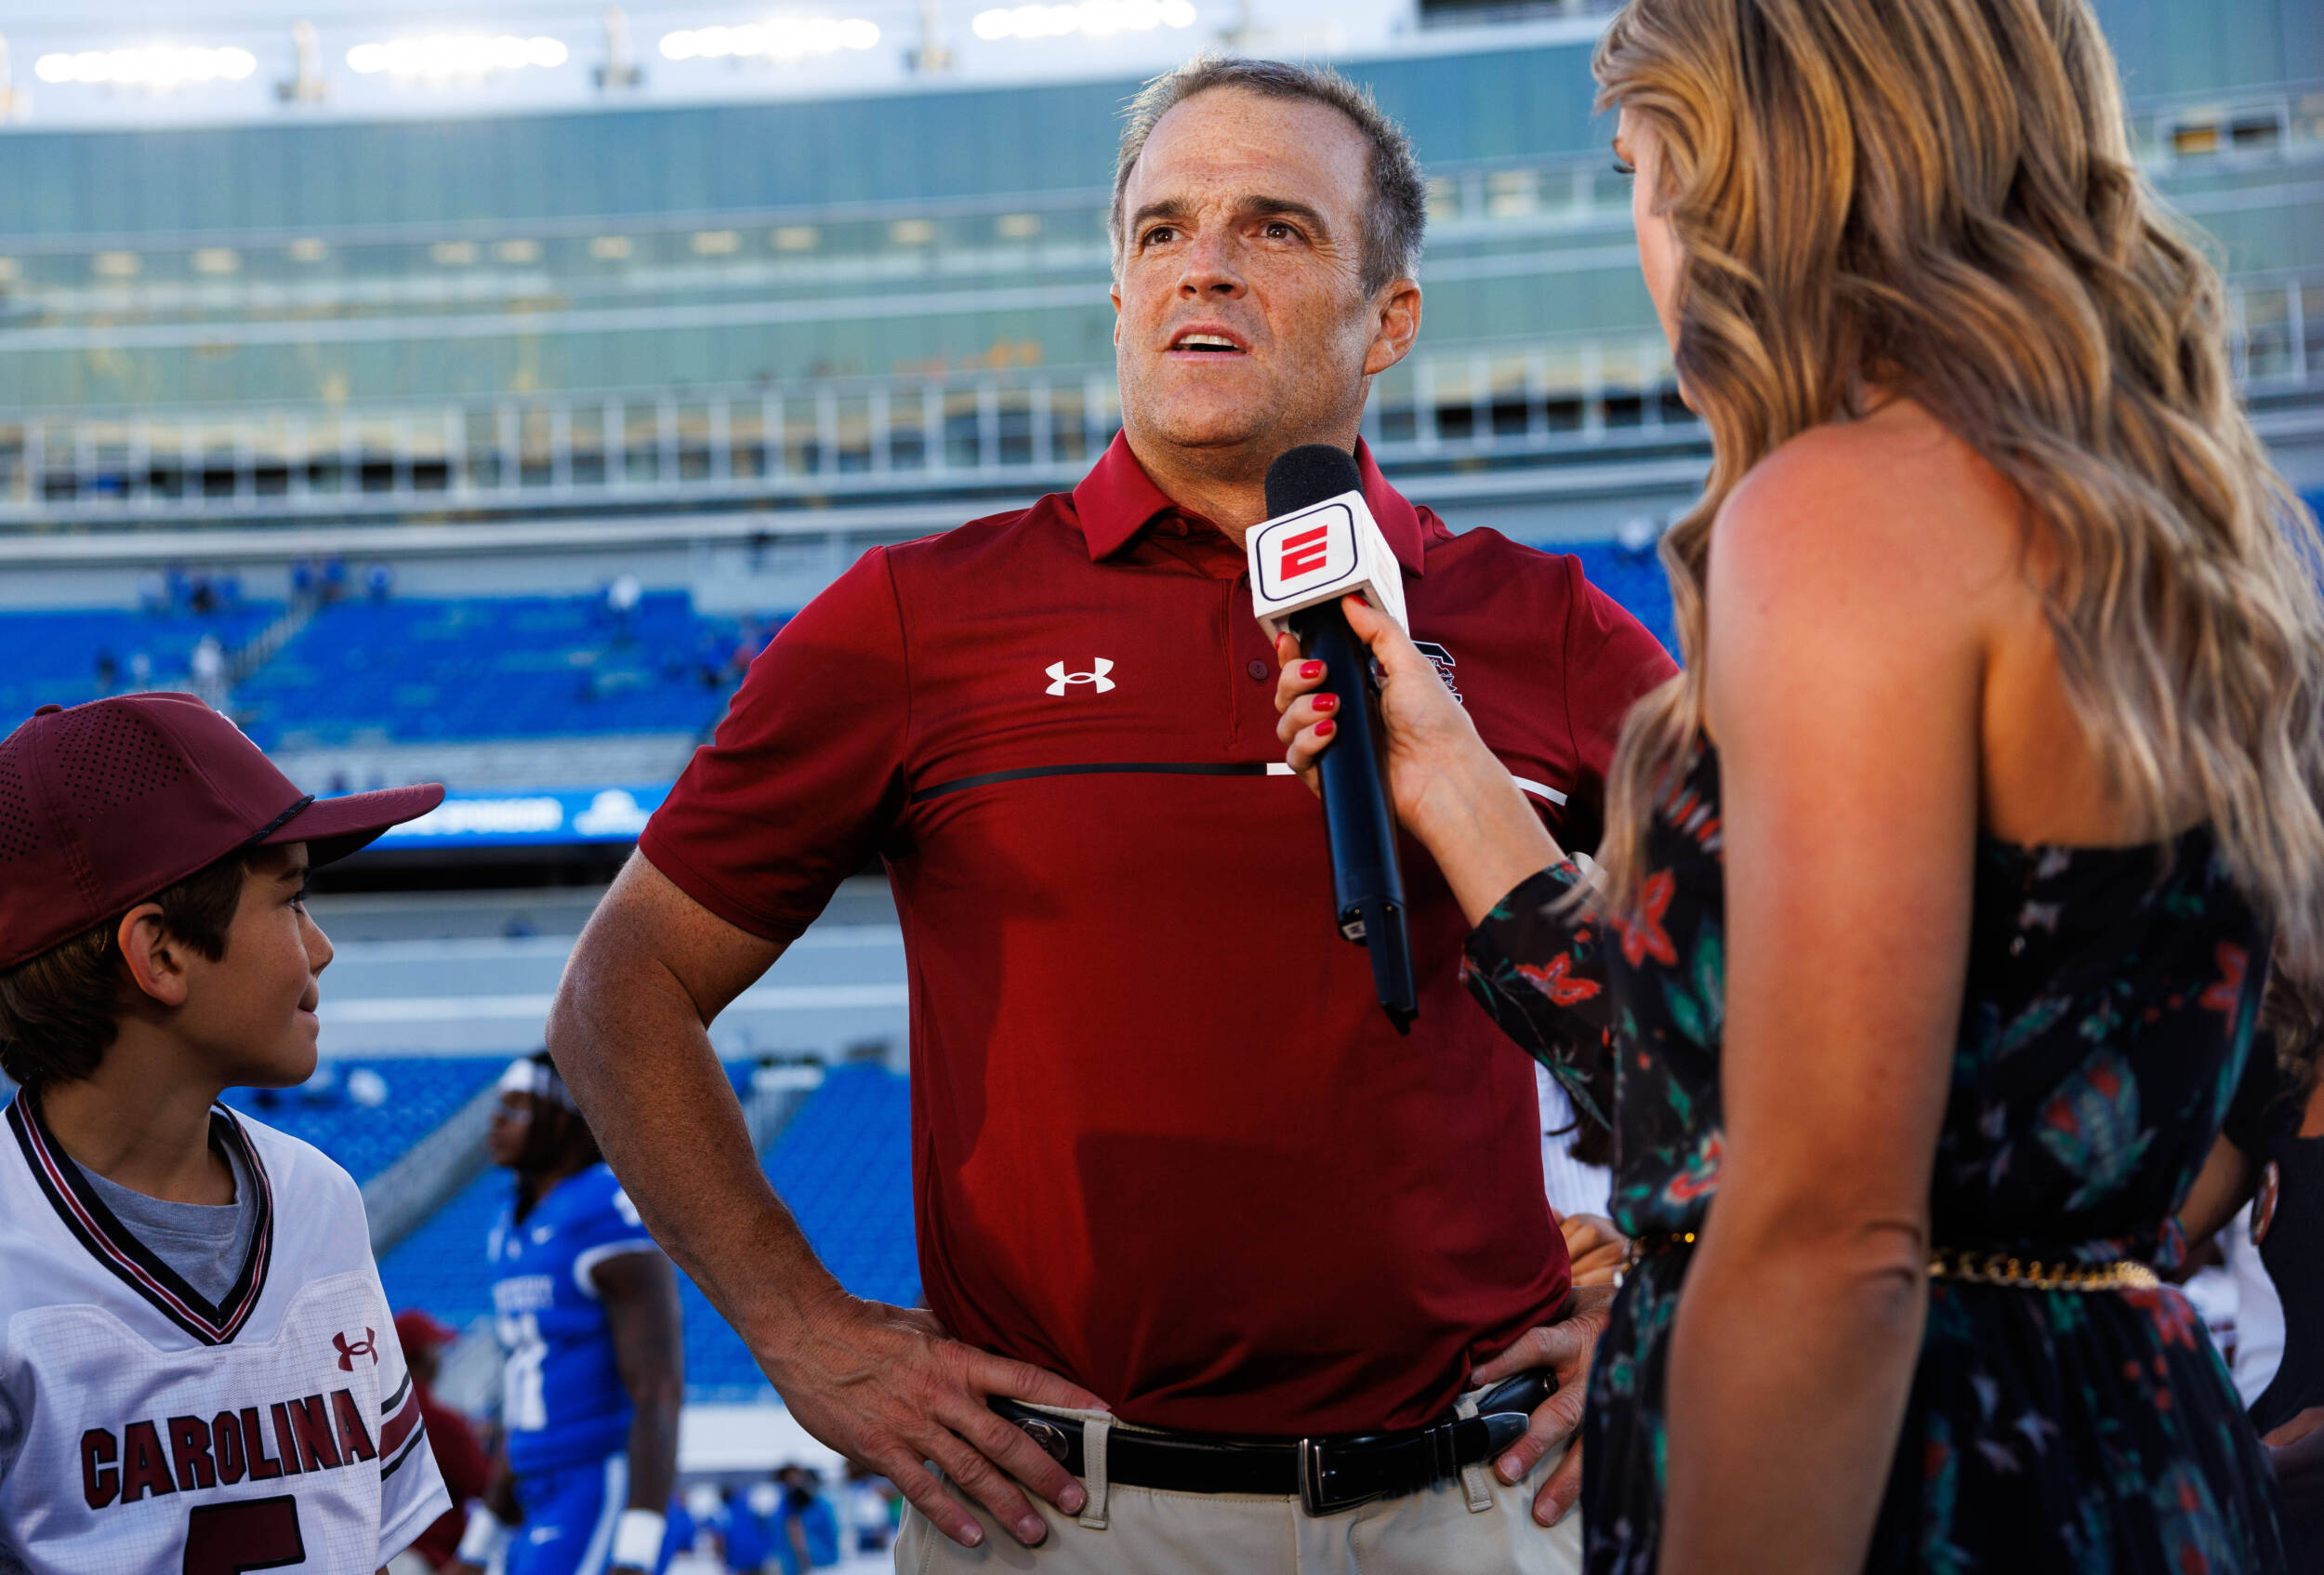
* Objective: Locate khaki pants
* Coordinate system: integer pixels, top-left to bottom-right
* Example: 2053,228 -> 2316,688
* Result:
894,1396 -> 1583,1575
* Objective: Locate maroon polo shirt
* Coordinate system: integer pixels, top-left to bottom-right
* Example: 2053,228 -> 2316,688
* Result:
640,434 -> 1675,1436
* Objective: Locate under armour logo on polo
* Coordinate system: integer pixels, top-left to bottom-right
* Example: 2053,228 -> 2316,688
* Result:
334,1329 -> 378,1370
1046,659 -> 1116,695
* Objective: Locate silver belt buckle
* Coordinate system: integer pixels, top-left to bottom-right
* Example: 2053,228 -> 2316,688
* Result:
1296,1436 -> 1383,1516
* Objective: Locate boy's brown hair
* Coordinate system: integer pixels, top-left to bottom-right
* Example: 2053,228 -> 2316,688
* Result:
0,848 -> 250,1091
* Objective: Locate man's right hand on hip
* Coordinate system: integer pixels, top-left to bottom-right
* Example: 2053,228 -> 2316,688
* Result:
761,1291 -> 1103,1550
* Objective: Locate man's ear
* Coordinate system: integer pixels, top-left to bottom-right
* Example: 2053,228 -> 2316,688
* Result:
1363,278 -> 1422,377
1111,284 -> 1123,345
114,904 -> 192,1009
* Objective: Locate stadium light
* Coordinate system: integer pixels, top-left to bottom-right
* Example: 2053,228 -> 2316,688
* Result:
658,17 -> 881,62
346,33 -> 569,81
34,45 -> 257,87
971,0 -> 1194,41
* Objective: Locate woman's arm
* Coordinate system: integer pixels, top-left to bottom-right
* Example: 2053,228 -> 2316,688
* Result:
1659,426 -> 1993,1574
2174,1135 -> 2257,1248
1275,610 -> 1563,927
1277,610 -> 1615,1092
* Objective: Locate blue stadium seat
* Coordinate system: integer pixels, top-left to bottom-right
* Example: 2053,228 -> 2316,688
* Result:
226,1057 -> 503,1185
378,1166 -> 511,1330
762,1065 -> 918,1312
0,603 -> 280,722
682,1063 -> 919,1399
1557,541 -> 1678,659
373,1058 -> 917,1402
233,591 -> 772,748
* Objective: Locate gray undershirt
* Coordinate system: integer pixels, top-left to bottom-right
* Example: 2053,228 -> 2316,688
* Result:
79,1129 -> 258,1306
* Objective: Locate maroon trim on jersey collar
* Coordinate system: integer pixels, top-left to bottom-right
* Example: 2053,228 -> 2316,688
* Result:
6,1092 -> 275,1346
1069,432 -> 1427,576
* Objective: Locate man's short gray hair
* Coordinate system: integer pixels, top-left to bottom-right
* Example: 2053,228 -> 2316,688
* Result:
1111,56 -> 1427,296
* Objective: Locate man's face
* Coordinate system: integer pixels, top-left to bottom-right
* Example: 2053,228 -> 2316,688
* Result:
1112,87 -> 1419,468
487,1088 -> 541,1168
175,843 -> 330,1089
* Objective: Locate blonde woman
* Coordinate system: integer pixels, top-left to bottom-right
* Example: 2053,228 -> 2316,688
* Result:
1275,0 -> 2322,1567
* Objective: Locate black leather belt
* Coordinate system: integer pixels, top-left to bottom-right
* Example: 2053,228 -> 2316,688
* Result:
992,1370 -> 1551,1516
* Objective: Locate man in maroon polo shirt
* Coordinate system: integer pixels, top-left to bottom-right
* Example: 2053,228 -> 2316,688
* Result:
546,57 -> 1673,1574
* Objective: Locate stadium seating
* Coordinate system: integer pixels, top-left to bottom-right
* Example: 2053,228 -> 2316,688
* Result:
0,603 -> 278,721
226,1056 -> 504,1185
377,1165 -> 514,1329
682,1063 -> 919,1398
234,590 -> 759,750
0,543 -> 1685,761
376,1059 -> 917,1403
1560,541 -> 1679,656
759,1065 -> 918,1311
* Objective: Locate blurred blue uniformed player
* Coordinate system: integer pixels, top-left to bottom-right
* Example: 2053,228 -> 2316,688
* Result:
772,1466 -> 840,1574
449,1054 -> 683,1575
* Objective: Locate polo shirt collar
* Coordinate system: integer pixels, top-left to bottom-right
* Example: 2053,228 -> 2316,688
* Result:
1070,432 -> 1426,576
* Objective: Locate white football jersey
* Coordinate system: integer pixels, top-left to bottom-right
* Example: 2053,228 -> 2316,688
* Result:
0,1095 -> 451,1574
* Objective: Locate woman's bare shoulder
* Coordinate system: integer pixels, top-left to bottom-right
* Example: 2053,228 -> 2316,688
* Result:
1712,399 -> 2027,630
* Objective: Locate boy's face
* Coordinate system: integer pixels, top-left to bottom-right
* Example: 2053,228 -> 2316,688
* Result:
175,843 -> 334,1088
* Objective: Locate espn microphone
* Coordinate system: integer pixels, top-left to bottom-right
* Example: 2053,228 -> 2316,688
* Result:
1251,444 -> 1418,1033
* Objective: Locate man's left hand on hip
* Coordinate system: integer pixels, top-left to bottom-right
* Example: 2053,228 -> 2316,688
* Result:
1468,1283 -> 1614,1529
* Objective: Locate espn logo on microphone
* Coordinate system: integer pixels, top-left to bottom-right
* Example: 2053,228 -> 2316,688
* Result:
1277,524 -> 1335,580
1259,507 -> 1358,599
1247,489 -> 1408,639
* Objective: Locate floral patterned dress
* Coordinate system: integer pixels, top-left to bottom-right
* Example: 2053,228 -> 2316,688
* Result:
1464,739 -> 2291,1573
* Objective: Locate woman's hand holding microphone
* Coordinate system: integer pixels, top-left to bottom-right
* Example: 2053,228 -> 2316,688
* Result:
1273,593 -> 1567,927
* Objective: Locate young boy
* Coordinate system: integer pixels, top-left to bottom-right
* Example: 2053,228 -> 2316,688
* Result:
0,692 -> 454,1572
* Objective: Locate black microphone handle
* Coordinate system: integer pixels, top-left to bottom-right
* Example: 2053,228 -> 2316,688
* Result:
1291,601 -> 1419,1033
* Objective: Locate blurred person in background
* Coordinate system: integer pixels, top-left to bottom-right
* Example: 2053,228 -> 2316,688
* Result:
771,1465 -> 838,1575
2179,960 -> 2324,1555
718,1478 -> 777,1573
450,1054 -> 684,1575
1274,0 -> 2324,1565
390,1308 -> 495,1574
1537,1062 -> 1626,1289
842,1462 -> 897,1555
666,1486 -> 718,1567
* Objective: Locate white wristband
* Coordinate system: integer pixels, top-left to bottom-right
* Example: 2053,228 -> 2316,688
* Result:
455,1504 -> 509,1564
611,1507 -> 667,1569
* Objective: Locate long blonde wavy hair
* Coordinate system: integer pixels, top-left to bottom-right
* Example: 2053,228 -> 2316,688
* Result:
1591,0 -> 2324,970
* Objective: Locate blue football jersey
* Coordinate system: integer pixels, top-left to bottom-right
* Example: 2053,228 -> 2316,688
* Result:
488,1164 -> 658,1476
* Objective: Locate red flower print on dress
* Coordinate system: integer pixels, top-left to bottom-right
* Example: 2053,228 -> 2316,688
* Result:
1610,869 -> 1678,968
2123,1286 -> 2201,1351
1516,953 -> 1602,1006
2197,943 -> 2247,1022
1660,1131 -> 1723,1205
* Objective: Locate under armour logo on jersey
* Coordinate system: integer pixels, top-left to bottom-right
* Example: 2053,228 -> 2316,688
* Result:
334,1329 -> 378,1370
1045,658 -> 1116,695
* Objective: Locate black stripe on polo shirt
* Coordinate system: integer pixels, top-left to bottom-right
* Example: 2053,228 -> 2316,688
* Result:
910,761 -> 1275,803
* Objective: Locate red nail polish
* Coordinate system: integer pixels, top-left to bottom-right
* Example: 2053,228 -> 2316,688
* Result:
1314,719 -> 1336,738
1301,660 -> 1324,680
1314,694 -> 1339,714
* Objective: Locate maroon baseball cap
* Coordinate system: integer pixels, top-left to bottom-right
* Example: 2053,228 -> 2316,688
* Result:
0,693 -> 444,969
393,1307 -> 460,1352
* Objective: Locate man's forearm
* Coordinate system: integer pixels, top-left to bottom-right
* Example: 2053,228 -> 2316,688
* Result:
624,1387 -> 681,1513
547,946 -> 842,1357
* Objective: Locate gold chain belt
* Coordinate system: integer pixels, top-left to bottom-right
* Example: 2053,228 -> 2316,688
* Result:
1624,1233 -> 2159,1293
